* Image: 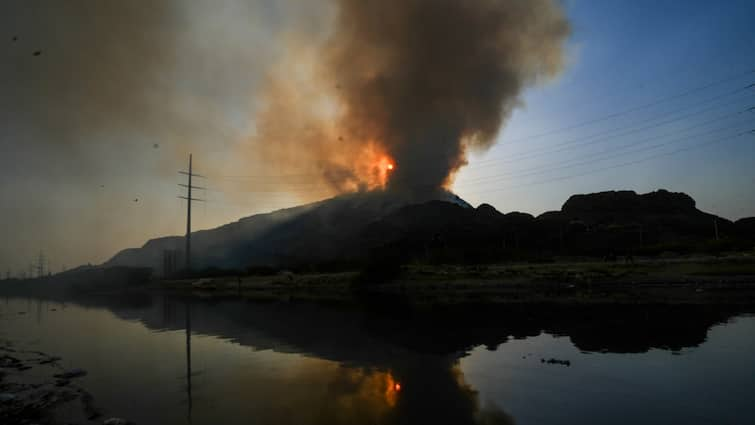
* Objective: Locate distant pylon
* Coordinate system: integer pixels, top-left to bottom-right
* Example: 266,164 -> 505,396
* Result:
163,249 -> 178,277
178,154 -> 205,271
37,251 -> 45,278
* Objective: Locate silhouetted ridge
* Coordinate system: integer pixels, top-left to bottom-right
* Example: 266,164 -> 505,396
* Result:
562,189 -> 696,214
107,189 -> 755,271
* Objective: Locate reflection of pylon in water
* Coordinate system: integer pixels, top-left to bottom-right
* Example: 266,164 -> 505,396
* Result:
163,250 -> 178,278
185,302 -> 193,422
37,251 -> 46,278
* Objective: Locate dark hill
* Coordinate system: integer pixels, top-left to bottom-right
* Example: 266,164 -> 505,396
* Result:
735,217 -> 755,240
562,189 -> 696,214
107,189 -> 754,273
107,189 -> 472,272
541,189 -> 737,252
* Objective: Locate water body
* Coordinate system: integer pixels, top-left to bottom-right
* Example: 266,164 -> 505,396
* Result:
1,294 -> 754,425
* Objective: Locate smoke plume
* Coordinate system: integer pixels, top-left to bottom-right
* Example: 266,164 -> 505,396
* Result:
0,0 -> 323,270
253,0 -> 570,195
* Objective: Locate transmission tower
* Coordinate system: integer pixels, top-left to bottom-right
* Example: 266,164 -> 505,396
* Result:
37,251 -> 46,278
178,154 -> 205,271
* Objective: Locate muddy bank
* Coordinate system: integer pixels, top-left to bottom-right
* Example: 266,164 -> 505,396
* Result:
0,340 -> 130,425
153,257 -> 755,306
2,256 -> 755,306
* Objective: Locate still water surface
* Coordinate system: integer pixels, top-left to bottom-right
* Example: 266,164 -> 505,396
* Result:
1,294 -> 754,425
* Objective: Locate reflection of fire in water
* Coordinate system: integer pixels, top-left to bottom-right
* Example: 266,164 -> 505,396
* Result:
384,372 -> 402,407
320,367 -> 402,418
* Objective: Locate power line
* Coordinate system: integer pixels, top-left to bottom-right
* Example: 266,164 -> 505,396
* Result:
198,107 -> 749,196
460,130 -> 753,197
202,82 -> 752,182
497,68 -> 754,145
187,69 -> 754,183
471,87 -> 753,166
461,109 -> 752,185
463,121 -> 749,186
202,108 -> 752,194
212,173 -> 316,181
154,70 -> 755,213
203,112 -> 749,194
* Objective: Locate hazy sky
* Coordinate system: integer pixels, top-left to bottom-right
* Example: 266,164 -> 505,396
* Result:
1,0 -> 754,274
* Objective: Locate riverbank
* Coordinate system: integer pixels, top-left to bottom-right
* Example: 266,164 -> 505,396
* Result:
156,255 -> 755,305
2,254 -> 754,307
0,339 -> 131,425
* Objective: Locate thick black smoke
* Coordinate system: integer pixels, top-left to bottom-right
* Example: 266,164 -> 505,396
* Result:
329,0 -> 570,190
255,0 -> 570,194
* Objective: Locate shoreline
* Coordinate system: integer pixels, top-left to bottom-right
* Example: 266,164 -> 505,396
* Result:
0,339 -> 129,425
3,255 -> 755,307
154,256 -> 755,306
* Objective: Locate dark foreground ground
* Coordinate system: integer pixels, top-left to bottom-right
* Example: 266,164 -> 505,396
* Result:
0,340 -> 114,425
4,254 -> 755,306
155,254 -> 755,306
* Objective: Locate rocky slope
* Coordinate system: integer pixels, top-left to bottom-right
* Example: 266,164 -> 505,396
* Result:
106,189 -> 754,272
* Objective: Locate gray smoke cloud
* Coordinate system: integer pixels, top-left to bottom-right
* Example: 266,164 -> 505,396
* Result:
0,1 -> 326,272
253,0 -> 570,194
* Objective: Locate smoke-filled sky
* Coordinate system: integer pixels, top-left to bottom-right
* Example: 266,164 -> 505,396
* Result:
1,0 -> 754,274
253,0 -> 568,193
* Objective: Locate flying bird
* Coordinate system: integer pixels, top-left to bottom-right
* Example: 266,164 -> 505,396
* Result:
33,50 -> 41,56
12,36 -> 18,42
133,198 -> 139,202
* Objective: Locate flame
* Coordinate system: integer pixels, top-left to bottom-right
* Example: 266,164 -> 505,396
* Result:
375,156 -> 395,188
350,141 -> 395,190
375,155 -> 395,188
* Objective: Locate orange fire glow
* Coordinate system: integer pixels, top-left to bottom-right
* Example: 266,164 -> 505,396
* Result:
375,157 -> 395,188
383,373 -> 402,407
350,142 -> 396,190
